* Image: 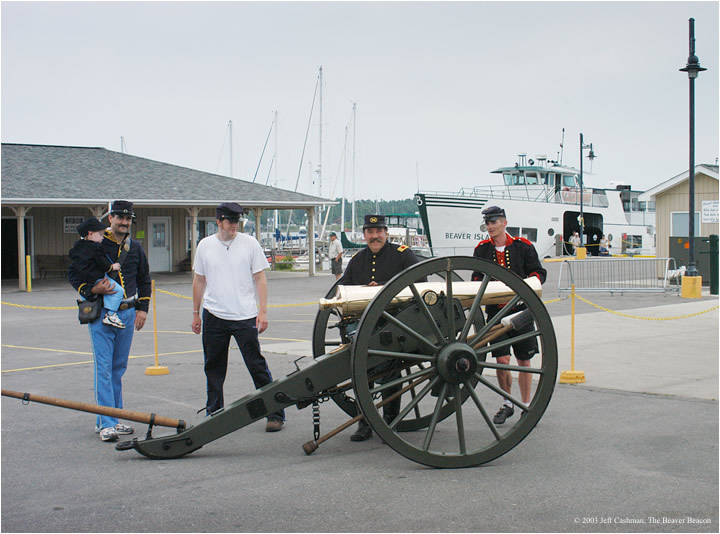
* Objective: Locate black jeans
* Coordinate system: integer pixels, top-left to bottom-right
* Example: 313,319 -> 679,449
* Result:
201,310 -> 285,421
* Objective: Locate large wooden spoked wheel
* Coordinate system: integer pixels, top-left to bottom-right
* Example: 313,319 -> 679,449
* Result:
351,256 -> 558,468
312,271 -> 482,432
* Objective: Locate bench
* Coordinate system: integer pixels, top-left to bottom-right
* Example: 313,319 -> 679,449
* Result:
36,255 -> 71,279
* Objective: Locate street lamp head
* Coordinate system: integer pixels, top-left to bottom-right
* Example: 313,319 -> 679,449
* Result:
680,18 -> 707,79
680,55 -> 707,79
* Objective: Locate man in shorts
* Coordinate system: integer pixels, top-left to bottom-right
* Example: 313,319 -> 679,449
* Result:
472,206 -> 546,424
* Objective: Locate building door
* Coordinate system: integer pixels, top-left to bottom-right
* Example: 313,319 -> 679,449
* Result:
1,217 -> 32,279
148,217 -> 171,272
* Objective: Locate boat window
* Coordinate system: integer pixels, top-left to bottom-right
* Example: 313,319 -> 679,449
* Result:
513,174 -> 525,185
503,173 -> 514,186
546,173 -> 555,186
562,175 -> 577,187
521,228 -> 538,242
525,172 -> 538,185
507,226 -> 520,237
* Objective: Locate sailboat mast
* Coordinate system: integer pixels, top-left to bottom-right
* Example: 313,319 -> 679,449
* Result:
351,102 -> 357,236
341,125 -> 347,232
318,66 -> 323,199
228,120 -> 233,178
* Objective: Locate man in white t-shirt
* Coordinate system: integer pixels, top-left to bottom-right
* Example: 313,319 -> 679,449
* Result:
191,202 -> 284,432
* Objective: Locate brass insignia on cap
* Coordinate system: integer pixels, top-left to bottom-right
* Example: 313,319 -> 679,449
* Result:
370,217 -> 378,223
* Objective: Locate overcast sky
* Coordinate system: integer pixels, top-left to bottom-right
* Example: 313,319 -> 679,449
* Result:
2,1 -> 718,200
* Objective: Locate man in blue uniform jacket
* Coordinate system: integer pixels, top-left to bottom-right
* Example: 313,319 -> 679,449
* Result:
338,214 -> 421,441
68,200 -> 152,442
471,206 -> 546,425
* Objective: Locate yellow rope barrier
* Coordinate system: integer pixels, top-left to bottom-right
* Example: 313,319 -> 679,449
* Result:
154,288 -> 316,308
1,301 -> 76,310
574,294 -> 719,320
3,289 -> 715,320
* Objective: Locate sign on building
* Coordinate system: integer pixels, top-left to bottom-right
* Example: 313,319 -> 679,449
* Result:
701,200 -> 719,224
64,216 -> 85,234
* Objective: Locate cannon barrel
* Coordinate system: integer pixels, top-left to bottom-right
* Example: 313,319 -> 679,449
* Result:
319,277 -> 542,317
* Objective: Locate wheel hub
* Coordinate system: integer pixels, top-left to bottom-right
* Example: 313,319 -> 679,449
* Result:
436,342 -> 478,384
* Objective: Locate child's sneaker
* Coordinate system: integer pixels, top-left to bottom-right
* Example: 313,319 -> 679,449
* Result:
103,312 -> 126,329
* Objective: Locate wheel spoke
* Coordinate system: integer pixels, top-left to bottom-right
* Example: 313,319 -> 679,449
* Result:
475,373 -> 528,412
459,273 -> 490,343
477,360 -> 544,375
474,328 -> 541,358
381,311 -> 439,352
445,263 -> 456,341
370,366 -> 435,395
465,379 -> 502,440
408,283 -> 446,344
404,367 -> 423,419
367,348 -> 434,363
422,382 -> 449,451
453,384 -> 466,454
386,375 -> 439,429
471,295 -> 524,341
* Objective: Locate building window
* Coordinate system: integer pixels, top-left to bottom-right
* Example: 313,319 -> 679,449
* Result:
671,211 -> 701,237
186,217 -> 218,252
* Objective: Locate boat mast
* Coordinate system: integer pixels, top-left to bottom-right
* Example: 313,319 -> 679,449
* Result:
228,120 -> 233,178
351,102 -> 357,236
318,66 -> 323,198
341,125 -> 347,232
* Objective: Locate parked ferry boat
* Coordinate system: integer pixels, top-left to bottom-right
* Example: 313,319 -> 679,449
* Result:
415,154 -> 656,258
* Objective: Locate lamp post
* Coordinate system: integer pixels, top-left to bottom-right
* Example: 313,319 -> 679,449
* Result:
679,17 -> 706,279
578,133 -> 596,249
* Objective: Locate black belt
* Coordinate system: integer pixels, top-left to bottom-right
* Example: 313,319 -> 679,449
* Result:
118,298 -> 138,310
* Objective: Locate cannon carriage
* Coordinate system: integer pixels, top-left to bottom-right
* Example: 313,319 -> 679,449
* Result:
118,256 -> 558,468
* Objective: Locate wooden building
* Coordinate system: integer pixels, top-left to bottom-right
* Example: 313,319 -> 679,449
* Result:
1,143 -> 333,290
639,164 -> 719,259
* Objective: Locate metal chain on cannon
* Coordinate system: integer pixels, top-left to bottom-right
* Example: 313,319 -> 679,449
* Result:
312,401 -> 321,441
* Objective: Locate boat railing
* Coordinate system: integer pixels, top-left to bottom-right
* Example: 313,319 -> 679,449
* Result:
558,257 -> 681,294
426,186 -> 610,208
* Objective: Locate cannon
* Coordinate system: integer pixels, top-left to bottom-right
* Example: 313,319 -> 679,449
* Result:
116,256 -> 557,468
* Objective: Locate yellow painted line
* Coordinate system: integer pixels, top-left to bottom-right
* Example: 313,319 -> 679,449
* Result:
1,344 -> 92,355
1,339 -> 308,373
260,336 -> 310,343
2,361 -> 94,372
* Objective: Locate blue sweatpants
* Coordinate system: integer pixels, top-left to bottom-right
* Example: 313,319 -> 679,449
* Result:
95,275 -> 124,313
88,307 -> 136,429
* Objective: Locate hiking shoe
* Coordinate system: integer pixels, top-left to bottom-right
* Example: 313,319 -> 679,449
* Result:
103,312 -> 126,329
265,419 -> 284,432
99,427 -> 118,442
114,423 -> 134,435
493,405 -> 514,425
350,421 -> 372,441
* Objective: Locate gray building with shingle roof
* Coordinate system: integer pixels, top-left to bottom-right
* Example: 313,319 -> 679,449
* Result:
2,143 -> 334,288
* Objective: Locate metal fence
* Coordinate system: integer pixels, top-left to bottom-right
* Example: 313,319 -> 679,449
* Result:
558,257 -> 681,294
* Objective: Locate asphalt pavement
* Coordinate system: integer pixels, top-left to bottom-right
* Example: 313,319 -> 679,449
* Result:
1,263 -> 718,533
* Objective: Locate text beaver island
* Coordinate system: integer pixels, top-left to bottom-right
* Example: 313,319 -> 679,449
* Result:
445,232 -> 486,241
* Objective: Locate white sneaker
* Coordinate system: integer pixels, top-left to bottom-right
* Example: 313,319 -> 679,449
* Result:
103,312 -> 126,329
99,427 -> 118,442
114,423 -> 134,435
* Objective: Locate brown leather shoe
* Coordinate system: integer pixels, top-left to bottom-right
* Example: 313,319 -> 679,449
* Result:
266,419 -> 284,432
